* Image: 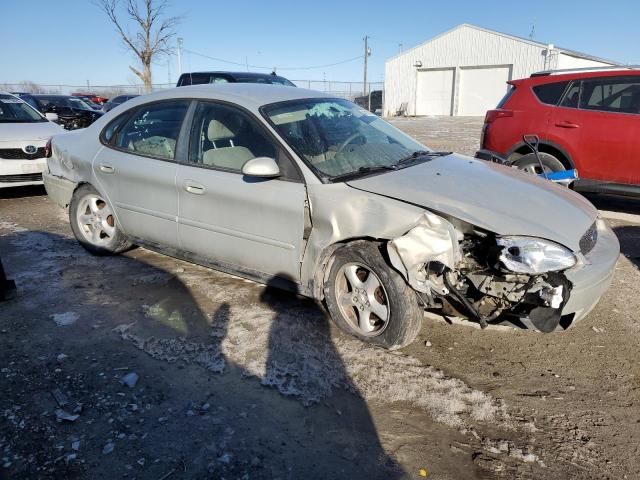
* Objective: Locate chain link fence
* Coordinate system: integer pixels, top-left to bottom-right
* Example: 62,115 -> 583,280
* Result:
1,80 -> 384,103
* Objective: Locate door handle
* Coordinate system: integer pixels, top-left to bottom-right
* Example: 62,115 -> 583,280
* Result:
184,182 -> 205,195
555,121 -> 580,129
98,164 -> 114,174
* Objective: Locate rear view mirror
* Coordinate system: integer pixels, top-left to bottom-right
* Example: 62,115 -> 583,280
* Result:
242,157 -> 280,178
45,112 -> 59,123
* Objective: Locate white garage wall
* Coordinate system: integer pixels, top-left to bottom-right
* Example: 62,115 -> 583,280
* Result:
384,24 -> 617,117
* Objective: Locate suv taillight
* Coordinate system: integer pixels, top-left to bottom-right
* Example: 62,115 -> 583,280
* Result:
44,139 -> 52,158
484,109 -> 513,124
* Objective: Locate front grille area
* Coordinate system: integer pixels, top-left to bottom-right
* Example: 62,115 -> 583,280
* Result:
0,173 -> 43,183
0,148 -> 46,160
579,222 -> 598,256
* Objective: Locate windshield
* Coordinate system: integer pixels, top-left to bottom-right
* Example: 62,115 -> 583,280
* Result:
0,95 -> 46,123
68,98 -> 95,111
263,98 -> 430,179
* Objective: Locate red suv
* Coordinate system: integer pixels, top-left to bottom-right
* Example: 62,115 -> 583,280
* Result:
477,69 -> 640,196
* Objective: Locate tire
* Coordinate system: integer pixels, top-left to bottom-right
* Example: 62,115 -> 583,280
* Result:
69,184 -> 132,255
324,241 -> 423,350
513,152 -> 565,175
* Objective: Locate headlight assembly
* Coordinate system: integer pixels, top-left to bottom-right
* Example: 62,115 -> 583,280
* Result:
496,236 -> 576,274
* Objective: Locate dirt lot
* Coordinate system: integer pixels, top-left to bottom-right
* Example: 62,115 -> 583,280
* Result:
1,117 -> 640,479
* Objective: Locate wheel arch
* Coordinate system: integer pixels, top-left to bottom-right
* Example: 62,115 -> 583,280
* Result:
508,140 -> 575,170
312,237 -> 385,300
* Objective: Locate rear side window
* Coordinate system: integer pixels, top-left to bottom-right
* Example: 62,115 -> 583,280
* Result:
580,77 -> 640,114
102,112 -> 132,144
532,81 -> 569,105
114,101 -> 190,160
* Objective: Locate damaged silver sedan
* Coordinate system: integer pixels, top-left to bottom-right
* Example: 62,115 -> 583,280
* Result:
43,84 -> 619,349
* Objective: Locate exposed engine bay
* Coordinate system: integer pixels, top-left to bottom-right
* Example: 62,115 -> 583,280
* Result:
388,213 -> 574,333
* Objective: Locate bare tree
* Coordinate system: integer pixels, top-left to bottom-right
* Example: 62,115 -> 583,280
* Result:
94,0 -> 180,91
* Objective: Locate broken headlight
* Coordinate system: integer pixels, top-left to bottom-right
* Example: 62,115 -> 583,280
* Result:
496,236 -> 576,274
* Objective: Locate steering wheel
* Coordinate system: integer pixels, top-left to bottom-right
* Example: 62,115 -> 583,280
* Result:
336,133 -> 366,154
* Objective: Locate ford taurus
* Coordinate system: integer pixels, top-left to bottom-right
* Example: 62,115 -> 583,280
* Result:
43,84 -> 619,349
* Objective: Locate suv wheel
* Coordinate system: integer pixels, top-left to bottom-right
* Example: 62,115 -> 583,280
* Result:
324,241 -> 423,350
513,152 -> 565,175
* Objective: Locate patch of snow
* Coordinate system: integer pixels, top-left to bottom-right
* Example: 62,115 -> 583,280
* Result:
51,312 -> 79,327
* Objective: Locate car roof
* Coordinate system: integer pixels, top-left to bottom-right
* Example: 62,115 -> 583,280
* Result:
33,94 -> 73,98
180,71 -> 290,80
512,69 -> 640,86
122,84 -> 332,111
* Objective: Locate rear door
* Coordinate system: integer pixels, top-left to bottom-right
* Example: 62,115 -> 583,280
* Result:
93,100 -> 190,247
176,101 -> 306,279
552,76 -> 640,183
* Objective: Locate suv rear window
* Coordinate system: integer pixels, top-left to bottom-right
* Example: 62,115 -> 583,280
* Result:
532,81 -> 569,105
495,86 -> 515,108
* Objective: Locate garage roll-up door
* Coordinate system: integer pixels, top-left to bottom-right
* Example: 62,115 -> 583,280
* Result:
415,68 -> 454,116
458,65 -> 511,116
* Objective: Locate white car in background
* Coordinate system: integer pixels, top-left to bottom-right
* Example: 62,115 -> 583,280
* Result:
0,93 -> 63,188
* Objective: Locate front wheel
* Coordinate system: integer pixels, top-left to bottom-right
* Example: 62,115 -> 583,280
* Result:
69,184 -> 132,255
324,241 -> 423,350
513,152 -> 565,175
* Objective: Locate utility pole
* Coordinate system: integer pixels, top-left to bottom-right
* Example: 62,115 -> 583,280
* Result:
363,35 -> 370,96
177,37 -> 184,75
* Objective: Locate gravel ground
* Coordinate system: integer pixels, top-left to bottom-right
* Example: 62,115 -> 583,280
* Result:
1,117 -> 639,479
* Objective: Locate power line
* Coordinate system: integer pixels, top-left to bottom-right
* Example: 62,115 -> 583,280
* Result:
182,48 -> 362,71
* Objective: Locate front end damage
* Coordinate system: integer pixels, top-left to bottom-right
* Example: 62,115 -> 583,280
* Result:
388,213 -> 575,332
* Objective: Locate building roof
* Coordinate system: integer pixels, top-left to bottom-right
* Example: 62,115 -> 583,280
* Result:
387,23 -> 620,65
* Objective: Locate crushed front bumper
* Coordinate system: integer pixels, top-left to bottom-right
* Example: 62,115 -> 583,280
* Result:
561,219 -> 619,324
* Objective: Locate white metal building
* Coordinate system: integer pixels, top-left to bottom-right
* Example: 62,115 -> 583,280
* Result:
384,24 -> 618,117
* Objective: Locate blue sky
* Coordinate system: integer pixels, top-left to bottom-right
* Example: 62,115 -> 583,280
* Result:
1,0 -> 638,88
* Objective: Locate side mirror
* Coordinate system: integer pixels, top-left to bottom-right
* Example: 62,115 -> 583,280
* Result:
45,112 -> 59,123
241,157 -> 280,178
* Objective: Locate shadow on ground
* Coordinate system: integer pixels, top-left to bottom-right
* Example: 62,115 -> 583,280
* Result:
583,193 -> 640,216
612,224 -> 640,269
0,230 -> 404,479
0,185 -> 46,200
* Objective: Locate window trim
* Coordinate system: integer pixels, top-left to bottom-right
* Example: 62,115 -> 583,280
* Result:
182,98 -> 305,183
99,98 -> 193,164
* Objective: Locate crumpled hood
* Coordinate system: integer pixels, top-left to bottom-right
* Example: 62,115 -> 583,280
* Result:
0,122 -> 63,144
347,154 -> 598,252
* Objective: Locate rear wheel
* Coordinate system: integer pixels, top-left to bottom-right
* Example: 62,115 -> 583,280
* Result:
324,241 -> 422,350
513,152 -> 565,175
69,184 -> 132,255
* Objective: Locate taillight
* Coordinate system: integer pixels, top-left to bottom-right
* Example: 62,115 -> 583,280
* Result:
44,139 -> 52,158
484,109 -> 513,124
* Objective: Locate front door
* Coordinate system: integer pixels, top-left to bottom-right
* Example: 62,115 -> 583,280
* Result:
93,100 -> 191,247
177,101 -> 306,280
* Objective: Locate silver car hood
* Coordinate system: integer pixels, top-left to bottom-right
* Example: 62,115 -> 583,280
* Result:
0,121 -> 63,144
346,154 -> 597,251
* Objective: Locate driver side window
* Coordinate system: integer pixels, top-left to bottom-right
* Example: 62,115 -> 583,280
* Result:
188,102 -> 277,172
